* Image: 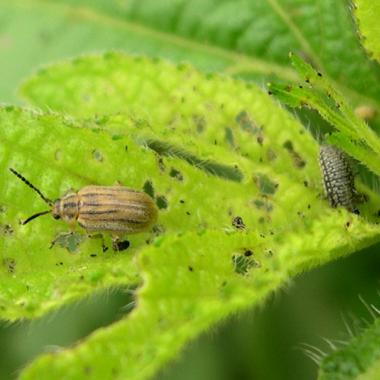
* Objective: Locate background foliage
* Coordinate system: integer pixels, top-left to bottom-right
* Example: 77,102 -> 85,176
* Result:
1,1 -> 380,379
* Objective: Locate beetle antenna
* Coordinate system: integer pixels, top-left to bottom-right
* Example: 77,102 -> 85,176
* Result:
22,210 -> 51,225
9,168 -> 53,206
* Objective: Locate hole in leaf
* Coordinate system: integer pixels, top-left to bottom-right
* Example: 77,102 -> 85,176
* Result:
193,114 -> 206,133
235,111 -> 261,134
146,139 -> 243,182
152,224 -> 166,236
266,148 -> 277,161
169,168 -> 183,181
92,149 -> 103,162
157,157 -> 166,172
143,180 -> 155,198
1,224 -> 13,235
51,232 -> 85,253
257,135 -> 264,146
156,195 -> 168,210
283,140 -> 306,168
3,257 -> 16,273
232,252 -> 260,275
253,174 -> 279,195
225,127 -> 235,147
252,199 -> 273,212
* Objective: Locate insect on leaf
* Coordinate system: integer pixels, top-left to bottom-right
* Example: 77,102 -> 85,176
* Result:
10,54 -> 380,380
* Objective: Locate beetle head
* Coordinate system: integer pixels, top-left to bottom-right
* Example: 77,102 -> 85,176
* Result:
52,200 -> 62,220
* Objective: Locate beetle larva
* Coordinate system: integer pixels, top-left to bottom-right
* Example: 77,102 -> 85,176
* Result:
9,168 -> 157,249
319,145 -> 357,212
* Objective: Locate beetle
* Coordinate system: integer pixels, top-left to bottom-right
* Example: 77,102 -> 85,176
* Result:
318,145 -> 358,212
9,168 -> 158,251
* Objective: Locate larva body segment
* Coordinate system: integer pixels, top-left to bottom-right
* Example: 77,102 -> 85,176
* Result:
53,186 -> 158,233
319,145 -> 356,211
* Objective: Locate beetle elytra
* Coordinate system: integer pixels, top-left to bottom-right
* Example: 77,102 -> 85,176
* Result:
9,168 -> 158,250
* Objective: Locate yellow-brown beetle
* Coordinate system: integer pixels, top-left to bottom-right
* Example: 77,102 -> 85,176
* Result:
9,168 -> 158,250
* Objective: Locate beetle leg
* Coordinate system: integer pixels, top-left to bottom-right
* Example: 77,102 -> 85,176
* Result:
68,221 -> 77,232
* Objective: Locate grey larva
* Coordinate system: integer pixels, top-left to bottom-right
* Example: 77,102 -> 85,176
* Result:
319,145 -> 357,212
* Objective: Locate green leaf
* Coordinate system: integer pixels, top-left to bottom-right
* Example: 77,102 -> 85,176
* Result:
21,53 -> 316,180
0,107 -> 147,319
19,214 -> 380,380
1,1 -> 380,378
358,359 -> 380,380
1,101 -> 275,320
354,0 -> 380,63
0,0 -> 293,103
13,53 -> 380,379
268,53 -> 380,177
318,313 -> 380,380
2,0 -> 380,127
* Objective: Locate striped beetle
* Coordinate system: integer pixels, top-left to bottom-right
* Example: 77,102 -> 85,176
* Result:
9,168 -> 158,250
318,145 -> 358,213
